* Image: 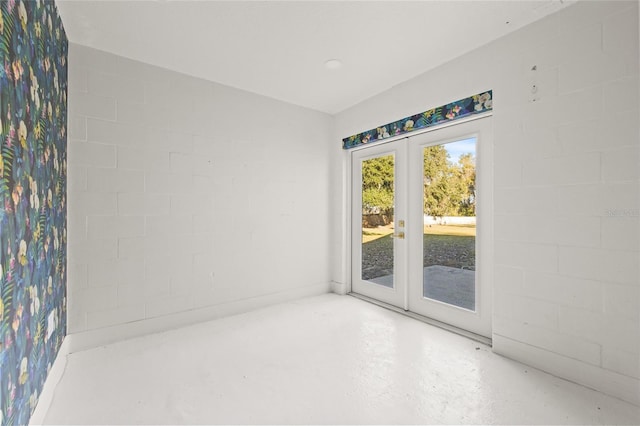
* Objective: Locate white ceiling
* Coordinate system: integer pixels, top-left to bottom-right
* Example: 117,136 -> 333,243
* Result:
56,0 -> 575,114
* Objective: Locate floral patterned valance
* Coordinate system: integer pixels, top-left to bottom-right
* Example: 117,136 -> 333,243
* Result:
342,90 -> 492,149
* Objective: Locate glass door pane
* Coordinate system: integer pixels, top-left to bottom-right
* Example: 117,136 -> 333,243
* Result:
422,138 -> 477,310
361,154 -> 395,288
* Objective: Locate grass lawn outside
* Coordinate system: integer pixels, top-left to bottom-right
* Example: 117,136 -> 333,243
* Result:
361,224 -> 476,281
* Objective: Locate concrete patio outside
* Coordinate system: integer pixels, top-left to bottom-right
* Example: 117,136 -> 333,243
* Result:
369,265 -> 475,310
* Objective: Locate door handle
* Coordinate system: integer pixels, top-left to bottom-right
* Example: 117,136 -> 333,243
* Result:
392,232 -> 405,239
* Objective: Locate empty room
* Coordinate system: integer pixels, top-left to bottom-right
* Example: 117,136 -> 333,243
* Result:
0,0 -> 639,424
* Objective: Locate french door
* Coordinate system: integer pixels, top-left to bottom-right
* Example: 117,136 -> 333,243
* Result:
351,117 -> 492,338
351,141 -> 408,308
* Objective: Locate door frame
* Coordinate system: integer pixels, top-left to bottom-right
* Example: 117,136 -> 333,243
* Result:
345,113 -> 493,337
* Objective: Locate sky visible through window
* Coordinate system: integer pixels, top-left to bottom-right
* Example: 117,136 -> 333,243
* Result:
444,137 -> 476,163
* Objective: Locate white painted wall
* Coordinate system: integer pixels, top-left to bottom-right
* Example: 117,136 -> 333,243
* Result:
333,1 -> 639,405
67,44 -> 332,337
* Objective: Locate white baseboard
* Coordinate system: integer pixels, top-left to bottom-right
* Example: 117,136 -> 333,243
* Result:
66,282 -> 331,354
493,334 -> 640,407
331,280 -> 347,295
29,338 -> 71,425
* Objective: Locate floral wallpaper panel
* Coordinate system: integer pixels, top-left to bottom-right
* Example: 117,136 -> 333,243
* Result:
343,91 -> 493,149
0,0 -> 68,425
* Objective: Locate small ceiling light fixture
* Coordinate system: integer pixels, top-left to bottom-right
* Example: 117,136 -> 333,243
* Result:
324,59 -> 343,70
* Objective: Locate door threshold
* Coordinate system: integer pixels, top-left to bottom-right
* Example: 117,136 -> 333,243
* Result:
348,292 -> 492,347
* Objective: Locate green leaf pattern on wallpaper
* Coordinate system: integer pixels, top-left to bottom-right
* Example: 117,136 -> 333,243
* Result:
0,1 -> 68,424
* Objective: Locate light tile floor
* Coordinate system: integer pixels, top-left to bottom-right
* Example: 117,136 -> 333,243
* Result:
44,294 -> 640,424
